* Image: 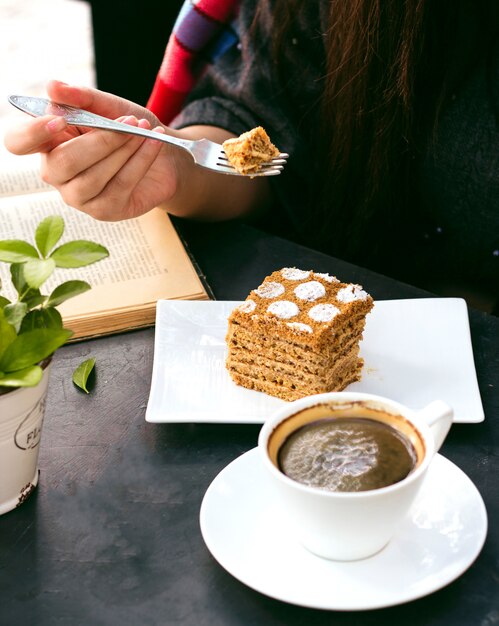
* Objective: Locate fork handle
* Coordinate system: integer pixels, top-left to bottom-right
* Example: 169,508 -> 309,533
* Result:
8,94 -> 195,153
67,115 -> 196,152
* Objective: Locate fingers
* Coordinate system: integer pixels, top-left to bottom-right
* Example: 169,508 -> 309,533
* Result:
41,116 -> 141,185
3,115 -> 75,155
82,126 -> 167,220
50,119 -> 166,220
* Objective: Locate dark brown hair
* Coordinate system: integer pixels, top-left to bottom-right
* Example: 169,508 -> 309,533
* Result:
261,0 -> 499,264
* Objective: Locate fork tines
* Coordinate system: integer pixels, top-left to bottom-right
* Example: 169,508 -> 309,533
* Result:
217,152 -> 289,177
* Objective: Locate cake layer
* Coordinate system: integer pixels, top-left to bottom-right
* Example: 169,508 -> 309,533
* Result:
227,349 -> 361,392
230,307 -> 371,351
227,331 -> 361,375
226,322 -> 365,368
228,359 -> 363,401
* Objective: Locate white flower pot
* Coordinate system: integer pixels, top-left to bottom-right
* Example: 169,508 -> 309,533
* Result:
0,362 -> 51,515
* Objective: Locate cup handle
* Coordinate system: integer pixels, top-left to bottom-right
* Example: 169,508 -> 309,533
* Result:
416,400 -> 453,453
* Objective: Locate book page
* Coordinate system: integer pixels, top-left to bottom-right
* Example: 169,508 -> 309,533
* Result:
0,150 -> 51,197
0,187 -> 208,335
0,161 -> 52,197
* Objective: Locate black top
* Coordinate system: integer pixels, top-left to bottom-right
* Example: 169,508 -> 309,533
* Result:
174,0 -> 499,312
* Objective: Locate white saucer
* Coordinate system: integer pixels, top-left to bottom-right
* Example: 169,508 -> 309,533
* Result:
200,449 -> 487,611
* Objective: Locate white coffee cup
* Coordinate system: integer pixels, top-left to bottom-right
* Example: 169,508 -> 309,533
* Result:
258,391 -> 453,561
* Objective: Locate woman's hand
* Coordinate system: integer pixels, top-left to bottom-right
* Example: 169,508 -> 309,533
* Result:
4,80 -> 184,221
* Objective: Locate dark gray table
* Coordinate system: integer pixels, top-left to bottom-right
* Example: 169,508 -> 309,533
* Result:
1,221 -> 497,626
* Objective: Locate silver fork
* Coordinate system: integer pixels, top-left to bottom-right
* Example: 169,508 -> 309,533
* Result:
8,95 -> 288,177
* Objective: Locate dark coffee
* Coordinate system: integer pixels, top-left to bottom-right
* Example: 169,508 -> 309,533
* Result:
278,417 -> 417,492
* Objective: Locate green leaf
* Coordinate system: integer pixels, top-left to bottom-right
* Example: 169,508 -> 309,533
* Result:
0,327 -> 73,372
20,307 -> 63,333
4,302 -> 28,332
72,357 -> 96,393
0,240 -> 39,263
51,241 -> 109,268
23,258 -> 56,289
0,365 -> 43,388
35,215 -> 64,258
23,293 -> 46,309
0,309 -> 17,361
10,263 -> 25,294
46,280 -> 91,307
0,296 -> 11,310
10,264 -> 43,304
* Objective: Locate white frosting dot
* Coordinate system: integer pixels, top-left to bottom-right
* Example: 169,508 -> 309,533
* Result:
308,303 -> 340,322
336,284 -> 368,303
287,322 -> 313,334
315,272 -> 339,283
281,268 -> 311,281
267,301 -> 299,319
238,300 -> 256,313
294,281 -> 326,302
254,281 -> 285,299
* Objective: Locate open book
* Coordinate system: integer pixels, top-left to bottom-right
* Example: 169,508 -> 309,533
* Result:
0,158 -> 211,340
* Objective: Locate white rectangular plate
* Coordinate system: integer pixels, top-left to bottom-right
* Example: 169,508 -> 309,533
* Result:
145,298 -> 484,424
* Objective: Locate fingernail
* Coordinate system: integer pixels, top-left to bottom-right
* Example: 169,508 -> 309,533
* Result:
46,117 -> 66,133
145,127 -> 166,146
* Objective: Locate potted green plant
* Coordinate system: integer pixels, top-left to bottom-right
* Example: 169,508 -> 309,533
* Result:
0,215 -> 108,514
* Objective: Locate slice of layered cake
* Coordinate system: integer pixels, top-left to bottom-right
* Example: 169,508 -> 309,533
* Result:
226,268 -> 374,401
222,126 -> 280,175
